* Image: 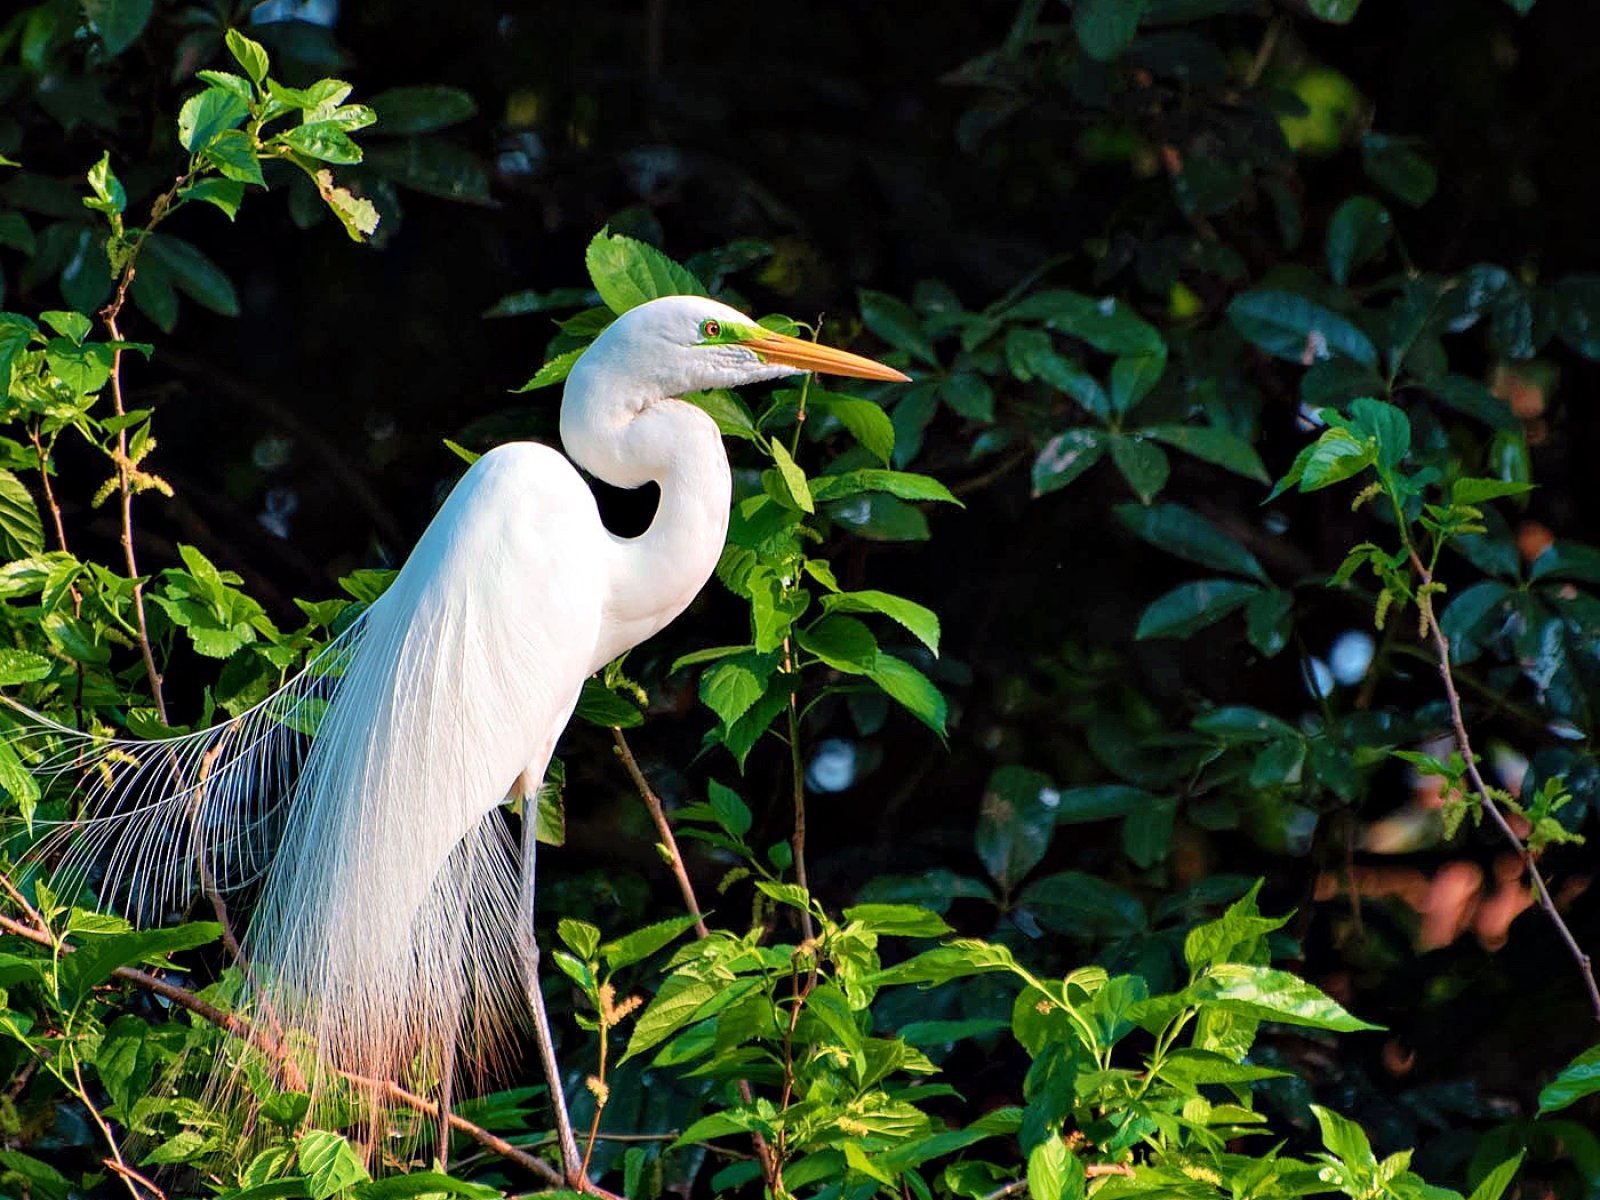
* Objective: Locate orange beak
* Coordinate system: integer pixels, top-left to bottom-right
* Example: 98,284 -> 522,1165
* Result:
744,329 -> 911,382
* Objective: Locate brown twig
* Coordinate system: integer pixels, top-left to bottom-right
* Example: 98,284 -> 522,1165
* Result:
611,729 -> 708,939
1410,552 -> 1600,1022
73,1056 -> 165,1200
0,893 -> 583,1186
781,645 -> 816,943
609,728 -> 781,1190
100,246 -> 168,725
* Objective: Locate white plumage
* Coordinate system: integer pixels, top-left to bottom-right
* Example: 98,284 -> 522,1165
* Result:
9,294 -> 908,1176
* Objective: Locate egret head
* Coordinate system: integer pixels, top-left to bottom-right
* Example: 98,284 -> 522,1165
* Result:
562,294 -> 909,484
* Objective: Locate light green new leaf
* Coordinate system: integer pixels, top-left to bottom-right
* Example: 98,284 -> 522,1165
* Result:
820,589 -> 940,655
513,347 -> 586,392
297,1131 -> 370,1200
1193,964 -> 1383,1031
586,228 -> 706,314
811,468 -> 959,505
0,468 -> 46,560
769,440 -> 814,513
1537,1043 -> 1600,1115
226,29 -> 270,85
1467,1153 -> 1526,1200
866,653 -> 947,735
841,904 -> 952,938
1027,1134 -> 1086,1200
178,87 -> 250,154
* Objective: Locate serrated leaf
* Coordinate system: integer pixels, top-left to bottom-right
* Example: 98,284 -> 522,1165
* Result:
226,29 -> 269,84
820,590 -> 940,655
297,1131 -> 369,1200
600,913 -> 705,973
866,653 -> 947,735
809,390 -> 895,463
769,440 -> 814,513
514,348 -> 586,392
0,468 -> 45,560
178,87 -> 250,154
1193,964 -> 1383,1031
280,121 -> 363,165
586,228 -> 705,314
798,614 -> 879,673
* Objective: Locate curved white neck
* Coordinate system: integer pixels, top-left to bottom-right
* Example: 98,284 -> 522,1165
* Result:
561,366 -> 732,670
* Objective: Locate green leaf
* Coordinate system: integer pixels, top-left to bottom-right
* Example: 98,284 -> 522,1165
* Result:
1245,587 -> 1293,656
866,653 -> 947,735
820,589 -> 940,655
976,766 -> 1057,891
0,647 -> 52,685
573,676 -> 644,728
60,922 -> 222,1006
769,440 -> 814,513
178,87 -> 250,154
1109,434 -> 1170,503
84,0 -> 153,56
1298,429 -> 1375,491
1110,347 -> 1167,412
841,904 -> 953,938
1451,477 -> 1534,505
84,152 -> 126,217
600,914 -> 708,973
354,1174 -> 502,1199
297,1131 -> 369,1200
1122,795 -> 1177,867
1192,964 -> 1383,1031
621,975 -> 732,1063
204,129 -> 267,188
1464,1153 -> 1524,1200
40,310 -> 91,344
280,121 -> 363,165
1027,1135 -> 1086,1200
1074,0 -> 1149,61
941,371 -> 994,421
1362,134 -> 1437,207
1115,502 -> 1268,582
1019,871 -> 1146,938
1228,290 -> 1379,367
0,468 -> 46,560
1307,0 -> 1362,21
811,469 -> 959,505
700,651 -> 777,728
1537,1044 -> 1600,1115
687,389 -> 758,441
367,86 -> 477,135
514,347 -> 586,392
707,778 -> 752,838
226,29 -> 270,84
858,289 -> 936,364
1183,883 -> 1289,970
1033,428 -> 1106,496
798,614 -> 879,673
1325,196 -> 1393,284
866,939 -> 1023,988
586,228 -> 706,315
1135,579 -> 1260,639
179,177 -> 246,221
1143,423 -> 1270,482
809,390 -> 895,464
557,917 -> 601,960
1052,784 -> 1160,824
144,233 -> 240,316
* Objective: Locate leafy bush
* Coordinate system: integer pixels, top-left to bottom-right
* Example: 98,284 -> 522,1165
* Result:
3,1 -> 1599,1199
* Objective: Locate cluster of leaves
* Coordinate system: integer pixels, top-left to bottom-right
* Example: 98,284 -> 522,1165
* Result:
517,229 -> 960,768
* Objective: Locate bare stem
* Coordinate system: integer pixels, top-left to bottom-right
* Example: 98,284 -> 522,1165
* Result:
611,729 -> 708,939
609,729 -> 782,1191
72,1056 -> 164,1200
1409,551 -> 1600,1021
782,659 -> 815,942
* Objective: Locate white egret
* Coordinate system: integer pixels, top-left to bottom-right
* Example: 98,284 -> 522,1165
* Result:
11,294 -> 908,1181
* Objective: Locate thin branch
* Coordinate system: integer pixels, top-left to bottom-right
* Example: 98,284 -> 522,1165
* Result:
1410,552 -> 1600,1022
100,252 -> 168,725
782,647 -> 816,943
73,1056 -> 164,1200
611,729 -> 708,939
609,729 -> 780,1190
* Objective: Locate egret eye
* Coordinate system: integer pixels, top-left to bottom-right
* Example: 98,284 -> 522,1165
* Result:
700,318 -> 721,340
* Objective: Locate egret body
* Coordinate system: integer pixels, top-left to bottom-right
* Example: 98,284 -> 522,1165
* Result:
13,294 -> 907,1179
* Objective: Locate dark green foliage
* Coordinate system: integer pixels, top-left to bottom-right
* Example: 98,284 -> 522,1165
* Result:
3,0 -> 1599,1198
